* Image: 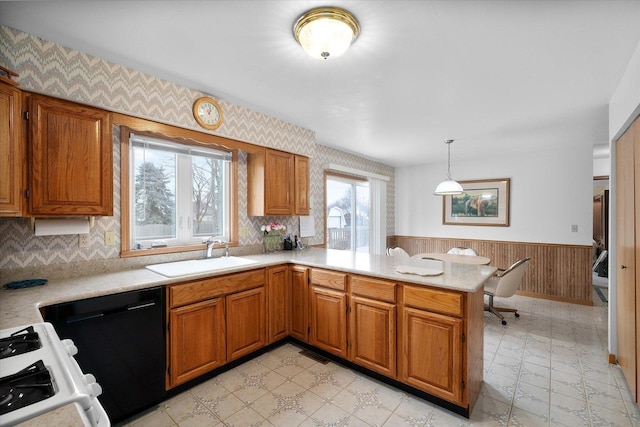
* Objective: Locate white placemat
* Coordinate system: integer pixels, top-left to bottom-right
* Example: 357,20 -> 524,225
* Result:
395,265 -> 443,276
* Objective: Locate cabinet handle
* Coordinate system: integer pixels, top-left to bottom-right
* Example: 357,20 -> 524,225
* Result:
621,265 -> 628,269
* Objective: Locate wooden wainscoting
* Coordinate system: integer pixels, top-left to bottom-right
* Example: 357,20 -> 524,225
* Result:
389,236 -> 593,305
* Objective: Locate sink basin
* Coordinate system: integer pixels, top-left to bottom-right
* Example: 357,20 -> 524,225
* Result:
146,256 -> 258,278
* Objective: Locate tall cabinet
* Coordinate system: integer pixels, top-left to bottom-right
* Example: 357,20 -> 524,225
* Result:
616,114 -> 640,402
0,78 -> 23,216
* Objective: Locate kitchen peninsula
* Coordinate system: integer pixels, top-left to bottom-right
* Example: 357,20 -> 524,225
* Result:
0,248 -> 495,425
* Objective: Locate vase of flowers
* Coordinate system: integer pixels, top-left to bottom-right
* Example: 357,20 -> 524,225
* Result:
261,222 -> 286,252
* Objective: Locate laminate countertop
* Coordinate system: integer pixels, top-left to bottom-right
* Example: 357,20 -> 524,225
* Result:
0,248 -> 496,426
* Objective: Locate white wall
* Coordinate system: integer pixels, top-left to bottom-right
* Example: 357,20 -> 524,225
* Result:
395,144 -> 593,246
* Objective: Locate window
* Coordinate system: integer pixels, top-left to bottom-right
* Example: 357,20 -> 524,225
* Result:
129,134 -> 231,249
325,174 -> 370,252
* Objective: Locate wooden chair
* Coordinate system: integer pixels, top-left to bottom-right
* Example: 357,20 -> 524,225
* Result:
484,258 -> 531,325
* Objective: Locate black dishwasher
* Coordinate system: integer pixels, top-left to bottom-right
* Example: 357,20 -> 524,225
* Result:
43,286 -> 166,423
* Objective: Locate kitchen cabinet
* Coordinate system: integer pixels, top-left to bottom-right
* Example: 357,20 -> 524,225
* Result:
349,276 -> 396,377
309,268 -> 347,358
294,155 -> 310,215
166,268 -> 265,388
247,148 -> 310,216
169,298 -> 226,387
399,285 -> 466,405
27,93 -> 113,216
289,265 -> 309,342
226,286 -> 266,361
0,81 -> 24,216
267,265 -> 289,343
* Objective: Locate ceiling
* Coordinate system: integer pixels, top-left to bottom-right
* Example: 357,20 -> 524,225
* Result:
1,1 -> 639,167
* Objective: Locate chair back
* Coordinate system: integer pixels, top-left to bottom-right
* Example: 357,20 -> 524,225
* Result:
493,258 -> 531,298
386,247 -> 410,258
447,247 -> 478,256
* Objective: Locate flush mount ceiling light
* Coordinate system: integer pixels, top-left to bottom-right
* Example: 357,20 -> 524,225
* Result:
434,139 -> 464,196
293,7 -> 360,60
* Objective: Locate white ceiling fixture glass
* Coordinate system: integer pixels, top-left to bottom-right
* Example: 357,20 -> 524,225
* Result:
293,7 -> 360,60
434,139 -> 464,195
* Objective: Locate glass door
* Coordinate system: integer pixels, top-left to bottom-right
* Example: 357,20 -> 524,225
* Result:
326,174 -> 369,252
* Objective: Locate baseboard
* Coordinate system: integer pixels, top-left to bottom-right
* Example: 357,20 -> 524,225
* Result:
515,290 -> 592,306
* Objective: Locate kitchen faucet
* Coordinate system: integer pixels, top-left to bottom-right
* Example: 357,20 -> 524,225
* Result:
204,238 -> 230,258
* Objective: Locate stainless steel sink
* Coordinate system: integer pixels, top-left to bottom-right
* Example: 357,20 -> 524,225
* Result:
146,256 -> 258,277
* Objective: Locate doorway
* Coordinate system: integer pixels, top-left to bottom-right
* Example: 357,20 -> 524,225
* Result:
593,176 -> 609,304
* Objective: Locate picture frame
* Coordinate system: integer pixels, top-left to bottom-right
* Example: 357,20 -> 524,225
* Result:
443,178 -> 510,226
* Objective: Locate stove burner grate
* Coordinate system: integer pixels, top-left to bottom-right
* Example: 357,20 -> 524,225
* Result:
0,360 -> 55,415
0,326 -> 42,359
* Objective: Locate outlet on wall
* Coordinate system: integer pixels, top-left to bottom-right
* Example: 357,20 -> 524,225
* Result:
239,226 -> 249,237
571,224 -> 578,233
78,234 -> 90,248
105,231 -> 116,246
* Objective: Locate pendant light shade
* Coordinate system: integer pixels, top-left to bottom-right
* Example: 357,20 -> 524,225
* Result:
293,7 -> 360,60
434,139 -> 464,195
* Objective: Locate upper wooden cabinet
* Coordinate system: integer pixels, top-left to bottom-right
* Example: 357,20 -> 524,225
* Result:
247,148 -> 310,216
0,82 -> 24,216
294,155 -> 310,215
27,94 -> 113,216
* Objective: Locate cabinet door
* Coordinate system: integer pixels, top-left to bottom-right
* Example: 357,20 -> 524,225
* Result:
28,94 -> 113,215
350,295 -> 396,377
294,155 -> 310,215
289,265 -> 309,342
400,307 -> 463,405
264,149 -> 293,215
169,298 -> 225,387
309,285 -> 347,358
226,286 -> 267,361
268,266 -> 289,343
0,83 -> 23,216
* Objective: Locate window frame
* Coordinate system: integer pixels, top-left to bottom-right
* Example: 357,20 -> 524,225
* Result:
129,134 -> 232,248
119,122 -> 239,258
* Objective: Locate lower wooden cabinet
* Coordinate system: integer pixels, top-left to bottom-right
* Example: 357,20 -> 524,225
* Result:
168,298 -> 225,387
165,264 -> 481,414
289,265 -> 309,342
226,286 -> 266,361
349,276 -> 397,378
267,266 -> 289,343
400,306 -> 464,405
350,295 -> 396,377
309,269 -> 347,358
167,269 -> 265,388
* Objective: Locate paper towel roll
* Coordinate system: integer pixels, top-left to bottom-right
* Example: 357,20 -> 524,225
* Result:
34,218 -> 91,236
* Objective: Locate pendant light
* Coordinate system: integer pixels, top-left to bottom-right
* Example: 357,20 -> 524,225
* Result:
293,7 -> 360,60
434,139 -> 464,195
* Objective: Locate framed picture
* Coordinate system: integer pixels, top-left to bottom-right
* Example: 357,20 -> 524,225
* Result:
443,178 -> 510,226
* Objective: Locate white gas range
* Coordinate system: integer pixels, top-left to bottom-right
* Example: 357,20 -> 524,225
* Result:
0,322 -> 110,426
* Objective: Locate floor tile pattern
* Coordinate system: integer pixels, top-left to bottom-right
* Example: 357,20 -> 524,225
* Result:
121,291 -> 640,426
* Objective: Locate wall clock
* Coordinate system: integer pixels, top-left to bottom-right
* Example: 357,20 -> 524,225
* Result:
193,96 -> 223,130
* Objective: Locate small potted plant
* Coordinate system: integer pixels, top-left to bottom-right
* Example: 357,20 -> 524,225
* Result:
261,222 -> 286,252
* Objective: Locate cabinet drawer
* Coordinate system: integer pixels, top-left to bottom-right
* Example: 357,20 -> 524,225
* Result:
170,269 -> 265,308
311,269 -> 346,291
403,285 -> 463,317
351,276 -> 396,303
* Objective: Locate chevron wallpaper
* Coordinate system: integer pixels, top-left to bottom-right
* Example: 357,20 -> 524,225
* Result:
0,25 -> 395,271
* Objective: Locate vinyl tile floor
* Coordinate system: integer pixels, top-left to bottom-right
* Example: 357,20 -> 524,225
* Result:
120,291 -> 640,426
